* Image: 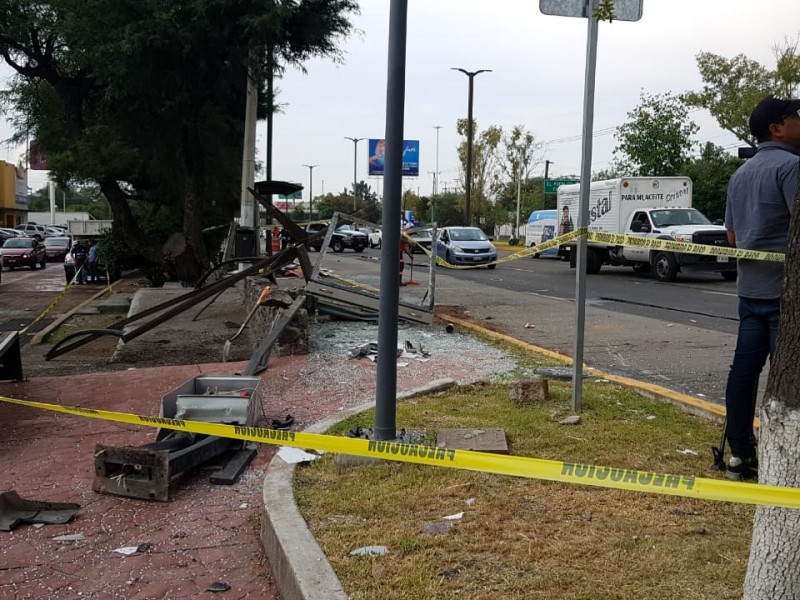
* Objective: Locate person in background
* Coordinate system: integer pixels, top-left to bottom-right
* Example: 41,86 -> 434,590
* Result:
559,205 -> 574,236
71,240 -> 88,285
723,94 -> 800,481
399,231 -> 414,286
87,239 -> 99,283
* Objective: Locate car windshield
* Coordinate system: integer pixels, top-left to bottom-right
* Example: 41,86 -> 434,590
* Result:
4,238 -> 34,248
45,238 -> 70,247
650,209 -> 711,227
448,228 -> 488,242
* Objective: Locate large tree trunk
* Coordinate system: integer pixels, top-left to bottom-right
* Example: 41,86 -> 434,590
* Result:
743,165 -> 800,599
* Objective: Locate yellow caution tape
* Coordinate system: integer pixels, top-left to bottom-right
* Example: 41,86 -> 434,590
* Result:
585,231 -> 785,263
430,227 -> 784,270
19,266 -> 83,335
2,395 -> 799,509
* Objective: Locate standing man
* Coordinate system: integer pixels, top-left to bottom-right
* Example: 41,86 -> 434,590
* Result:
724,95 -> 800,480
71,240 -> 88,285
87,239 -> 99,283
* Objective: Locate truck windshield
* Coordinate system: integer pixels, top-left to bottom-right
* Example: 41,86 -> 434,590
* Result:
650,209 -> 711,227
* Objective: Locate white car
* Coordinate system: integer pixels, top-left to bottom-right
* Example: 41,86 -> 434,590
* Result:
363,227 -> 382,249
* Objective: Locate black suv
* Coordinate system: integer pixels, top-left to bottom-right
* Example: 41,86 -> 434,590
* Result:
306,223 -> 368,253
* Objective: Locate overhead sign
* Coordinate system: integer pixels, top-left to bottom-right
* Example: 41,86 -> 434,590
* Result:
278,191 -> 302,200
539,0 -> 643,21
544,179 -> 580,194
368,139 -> 419,177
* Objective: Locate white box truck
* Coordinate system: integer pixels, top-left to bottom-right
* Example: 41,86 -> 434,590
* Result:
557,177 -> 736,282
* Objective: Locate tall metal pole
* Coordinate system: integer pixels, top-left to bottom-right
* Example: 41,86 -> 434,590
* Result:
433,125 -> 442,223
345,137 -> 364,212
240,72 -> 257,233
515,155 -> 522,240
375,0 -> 408,441
303,164 -> 317,222
452,69 -> 491,226
572,0 -> 600,412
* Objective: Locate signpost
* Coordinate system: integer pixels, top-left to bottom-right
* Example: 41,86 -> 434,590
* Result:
539,0 -> 642,21
544,179 -> 580,194
539,0 -> 643,412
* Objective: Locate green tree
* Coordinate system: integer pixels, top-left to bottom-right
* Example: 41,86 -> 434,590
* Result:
613,91 -> 698,176
431,192 -> 465,228
499,125 -> 539,238
685,40 -> 800,148
0,0 -> 357,283
679,143 -> 744,221
456,119 -> 502,226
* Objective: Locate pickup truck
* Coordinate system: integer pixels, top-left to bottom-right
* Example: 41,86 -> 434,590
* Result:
306,223 -> 368,253
558,177 -> 736,282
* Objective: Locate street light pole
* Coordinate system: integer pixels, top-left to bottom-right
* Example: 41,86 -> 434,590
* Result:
303,164 -> 318,222
344,137 -> 364,212
451,68 -> 491,226
433,125 -> 442,223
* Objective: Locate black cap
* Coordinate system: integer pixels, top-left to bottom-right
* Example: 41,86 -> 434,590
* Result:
749,95 -> 800,140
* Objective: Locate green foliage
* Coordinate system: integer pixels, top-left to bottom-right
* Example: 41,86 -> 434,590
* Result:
593,0 -> 617,22
613,91 -> 698,176
685,40 -> 800,147
679,143 -> 744,221
431,192 -> 465,227
456,119 -> 503,224
0,0 -> 358,282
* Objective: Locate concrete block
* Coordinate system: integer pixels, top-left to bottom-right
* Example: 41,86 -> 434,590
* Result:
509,378 -> 550,406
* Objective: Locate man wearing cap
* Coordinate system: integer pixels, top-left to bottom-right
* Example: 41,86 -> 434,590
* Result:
723,95 -> 800,480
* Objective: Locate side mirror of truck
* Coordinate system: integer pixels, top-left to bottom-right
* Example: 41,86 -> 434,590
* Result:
714,219 -> 724,226
630,221 -> 650,233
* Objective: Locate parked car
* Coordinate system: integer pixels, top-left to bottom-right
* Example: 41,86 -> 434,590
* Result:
1,237 -> 47,269
15,222 -> 47,241
305,222 -> 368,253
407,228 -> 434,254
43,236 -> 73,262
435,226 -> 498,269
45,226 -> 67,238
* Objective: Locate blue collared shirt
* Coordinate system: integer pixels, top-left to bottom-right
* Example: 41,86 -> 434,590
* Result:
725,141 -> 798,299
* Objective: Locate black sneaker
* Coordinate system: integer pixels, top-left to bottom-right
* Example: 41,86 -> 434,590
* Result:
726,456 -> 758,481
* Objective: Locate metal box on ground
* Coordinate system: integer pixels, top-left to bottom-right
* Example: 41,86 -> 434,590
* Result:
158,375 -> 261,441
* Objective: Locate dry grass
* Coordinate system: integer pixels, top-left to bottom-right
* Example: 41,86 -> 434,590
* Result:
295,380 -> 753,600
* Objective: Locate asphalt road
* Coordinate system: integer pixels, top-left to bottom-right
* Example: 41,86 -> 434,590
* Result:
3,247 -> 756,408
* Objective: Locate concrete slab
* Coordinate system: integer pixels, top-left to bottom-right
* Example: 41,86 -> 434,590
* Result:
95,292 -> 132,313
437,428 -> 509,454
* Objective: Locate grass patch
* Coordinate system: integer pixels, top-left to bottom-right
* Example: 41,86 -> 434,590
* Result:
45,313 -> 123,345
295,379 -> 752,600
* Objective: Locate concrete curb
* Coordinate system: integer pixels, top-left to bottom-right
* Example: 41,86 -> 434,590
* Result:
260,378 -> 456,600
260,315 -> 731,600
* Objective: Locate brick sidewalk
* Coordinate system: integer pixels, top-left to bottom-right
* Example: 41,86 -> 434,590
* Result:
0,319 -> 515,599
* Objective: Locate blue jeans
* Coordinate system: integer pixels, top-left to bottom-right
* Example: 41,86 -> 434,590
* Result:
725,297 -> 780,459
75,260 -> 87,284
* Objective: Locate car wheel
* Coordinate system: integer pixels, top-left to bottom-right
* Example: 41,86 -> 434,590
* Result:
332,240 -> 345,253
41,258 -> 46,268
31,261 -> 37,270
487,263 -> 497,270
653,252 -> 678,282
368,240 -> 374,249
353,241 -> 365,252
445,251 -> 452,265
721,271 -> 737,281
376,240 -> 381,249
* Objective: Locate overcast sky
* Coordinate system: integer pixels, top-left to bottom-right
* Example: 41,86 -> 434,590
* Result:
5,0 -> 800,199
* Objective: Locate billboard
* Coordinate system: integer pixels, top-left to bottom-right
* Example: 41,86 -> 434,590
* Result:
368,139 -> 419,177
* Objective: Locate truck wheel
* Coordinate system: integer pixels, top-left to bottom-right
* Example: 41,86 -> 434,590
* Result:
633,263 -> 651,274
586,248 -> 602,275
721,271 -> 737,281
331,240 -> 345,253
653,252 -> 678,282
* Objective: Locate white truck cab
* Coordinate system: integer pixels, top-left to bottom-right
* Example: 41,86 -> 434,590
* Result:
558,177 -> 736,282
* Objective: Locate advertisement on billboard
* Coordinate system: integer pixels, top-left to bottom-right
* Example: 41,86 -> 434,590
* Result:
368,139 -> 419,177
